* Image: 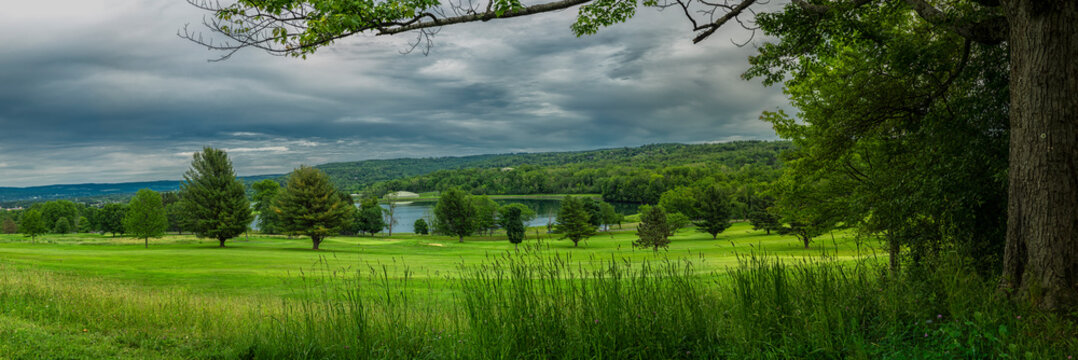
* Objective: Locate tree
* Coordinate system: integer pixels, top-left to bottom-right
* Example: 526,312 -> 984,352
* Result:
165,201 -> 189,234
413,218 -> 429,235
498,203 -> 536,230
434,188 -> 478,242
555,196 -> 595,247
503,205 -> 526,248
472,195 -> 499,236
77,216 -> 92,233
2,217 -> 16,234
658,187 -> 699,219
190,0 -> 1078,310
179,147 -> 253,247
383,193 -> 399,236
598,202 -> 619,231
747,195 -> 780,235
694,184 -> 733,239
53,217 -> 71,235
275,166 -> 353,250
252,179 -> 283,234
354,197 -> 386,236
40,200 -> 79,230
581,198 -> 604,228
666,212 -> 689,237
99,204 -> 128,237
124,189 -> 169,248
635,205 -> 670,251
20,210 -> 46,241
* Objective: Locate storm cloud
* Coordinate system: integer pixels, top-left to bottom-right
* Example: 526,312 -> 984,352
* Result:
0,0 -> 788,187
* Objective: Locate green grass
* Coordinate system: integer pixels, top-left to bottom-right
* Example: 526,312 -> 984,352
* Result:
0,224 -> 1074,359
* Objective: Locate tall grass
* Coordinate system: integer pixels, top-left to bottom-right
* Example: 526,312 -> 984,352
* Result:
2,248 -> 1075,359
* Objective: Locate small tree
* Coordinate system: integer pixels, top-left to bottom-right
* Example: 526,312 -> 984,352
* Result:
252,179 -> 283,234
99,203 -> 127,236
748,196 -> 781,235
434,188 -> 478,243
179,147 -> 253,247
2,217 -> 17,234
599,202 -> 619,231
275,166 -> 353,250
694,185 -> 734,239
497,203 -> 536,230
123,189 -> 169,248
382,193 -> 399,236
555,196 -> 595,247
354,197 -> 386,236
413,218 -> 429,235
503,206 -> 526,248
635,205 -> 670,251
76,216 -> 91,233
53,217 -> 71,234
20,210 -> 46,241
666,212 -> 690,237
472,196 -> 499,236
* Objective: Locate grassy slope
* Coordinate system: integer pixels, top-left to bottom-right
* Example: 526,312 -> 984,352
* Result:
0,223 -> 875,300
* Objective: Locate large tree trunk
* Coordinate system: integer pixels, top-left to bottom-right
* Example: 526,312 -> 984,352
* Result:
1001,0 -> 1078,310
218,238 -> 227,248
312,236 -> 322,250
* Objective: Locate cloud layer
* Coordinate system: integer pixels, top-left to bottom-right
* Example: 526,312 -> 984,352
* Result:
0,1 -> 787,187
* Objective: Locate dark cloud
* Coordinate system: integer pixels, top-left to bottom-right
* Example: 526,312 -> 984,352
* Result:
0,0 -> 788,187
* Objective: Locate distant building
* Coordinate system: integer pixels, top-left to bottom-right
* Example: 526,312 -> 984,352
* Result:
385,191 -> 420,199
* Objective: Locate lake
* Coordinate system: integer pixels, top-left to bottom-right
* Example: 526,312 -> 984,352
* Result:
380,198 -> 637,233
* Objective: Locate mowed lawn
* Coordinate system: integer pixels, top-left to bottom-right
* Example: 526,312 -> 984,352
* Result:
0,222 -> 881,300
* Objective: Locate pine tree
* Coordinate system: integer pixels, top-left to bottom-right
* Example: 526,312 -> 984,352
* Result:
179,147 -> 253,247
504,205 -> 525,248
694,184 -> 733,239
555,196 -> 595,247
434,188 -> 478,243
20,210 -> 46,242
413,218 -> 429,235
124,189 -> 169,248
635,205 -> 671,251
274,166 -> 352,250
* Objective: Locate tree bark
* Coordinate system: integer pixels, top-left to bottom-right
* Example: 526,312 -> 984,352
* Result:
218,238 -> 227,248
312,236 -> 322,250
458,235 -> 464,243
144,238 -> 148,249
1000,0 -> 1078,311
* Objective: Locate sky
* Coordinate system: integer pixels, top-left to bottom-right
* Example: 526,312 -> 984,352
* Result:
0,0 -> 788,187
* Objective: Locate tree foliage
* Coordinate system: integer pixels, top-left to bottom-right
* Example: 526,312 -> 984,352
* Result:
354,197 -> 386,236
252,179 -> 283,234
52,217 -> 71,235
1,217 -> 16,234
634,205 -> 670,251
555,196 -> 595,247
503,205 -> 526,247
19,210 -> 46,241
413,218 -> 429,235
693,184 -> 733,239
99,203 -> 128,237
275,166 -> 353,250
179,147 -> 253,247
434,188 -> 478,242
123,189 -> 169,248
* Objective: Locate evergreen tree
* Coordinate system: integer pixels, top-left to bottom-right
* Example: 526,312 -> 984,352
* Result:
635,205 -> 670,251
413,218 -> 429,235
434,188 -> 478,243
77,216 -> 92,233
252,179 -> 283,234
124,189 -> 169,248
666,212 -> 689,237
275,166 -> 353,250
179,147 -> 253,247
694,184 -> 734,239
99,203 -> 127,236
53,217 -> 71,234
555,196 -> 595,247
354,197 -> 386,236
497,203 -> 536,229
20,210 -> 46,241
2,217 -> 16,234
503,205 -> 525,248
747,195 -> 781,235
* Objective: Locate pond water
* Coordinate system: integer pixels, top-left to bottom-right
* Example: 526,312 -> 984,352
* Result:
381,198 -> 637,234
254,198 -> 637,233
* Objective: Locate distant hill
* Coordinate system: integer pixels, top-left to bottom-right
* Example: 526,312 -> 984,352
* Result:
312,141 -> 790,192
0,175 -> 280,205
0,141 -> 789,205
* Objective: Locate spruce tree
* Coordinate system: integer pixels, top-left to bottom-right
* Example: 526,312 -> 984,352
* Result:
20,210 -> 46,242
504,205 -> 525,248
274,166 -> 352,250
555,196 -> 595,247
124,189 -> 169,248
694,185 -> 733,239
179,147 -> 253,247
635,205 -> 670,251
434,188 -> 478,243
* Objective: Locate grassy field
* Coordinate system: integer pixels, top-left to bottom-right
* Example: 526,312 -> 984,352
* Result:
1,224 -> 1073,359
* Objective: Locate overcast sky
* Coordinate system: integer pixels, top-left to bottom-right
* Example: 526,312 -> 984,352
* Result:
0,0 -> 788,187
